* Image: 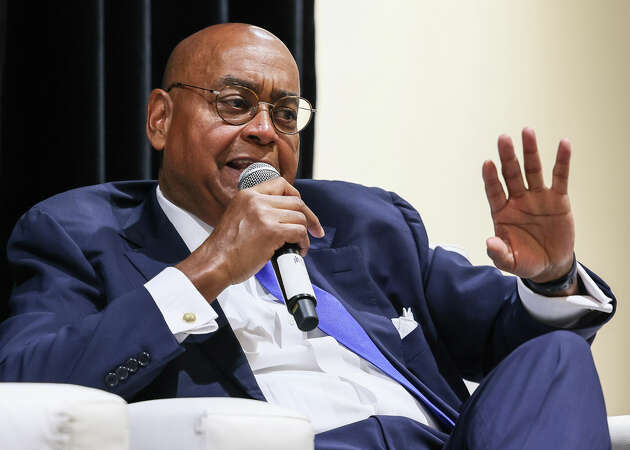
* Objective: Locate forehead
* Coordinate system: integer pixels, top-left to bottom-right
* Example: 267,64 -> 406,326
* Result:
193,36 -> 299,97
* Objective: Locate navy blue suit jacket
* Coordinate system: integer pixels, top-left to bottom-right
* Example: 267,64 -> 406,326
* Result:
0,180 -> 615,429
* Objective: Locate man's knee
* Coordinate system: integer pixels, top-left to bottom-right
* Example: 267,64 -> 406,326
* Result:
530,330 -> 589,353
521,330 -> 595,374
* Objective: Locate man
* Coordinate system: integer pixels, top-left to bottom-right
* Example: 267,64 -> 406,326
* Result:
0,23 -> 616,449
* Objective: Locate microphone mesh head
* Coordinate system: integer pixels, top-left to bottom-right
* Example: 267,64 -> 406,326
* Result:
238,162 -> 280,190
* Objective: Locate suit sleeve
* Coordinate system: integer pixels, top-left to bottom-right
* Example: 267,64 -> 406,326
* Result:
0,208 -> 185,399
389,192 -> 616,382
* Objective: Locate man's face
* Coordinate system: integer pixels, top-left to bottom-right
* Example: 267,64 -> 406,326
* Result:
158,30 -> 301,225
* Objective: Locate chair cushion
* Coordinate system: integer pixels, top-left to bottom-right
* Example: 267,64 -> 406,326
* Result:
610,415 -> 630,450
128,397 -> 314,450
0,383 -> 129,450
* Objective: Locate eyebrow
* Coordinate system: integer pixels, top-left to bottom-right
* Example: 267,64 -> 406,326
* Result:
218,75 -> 298,99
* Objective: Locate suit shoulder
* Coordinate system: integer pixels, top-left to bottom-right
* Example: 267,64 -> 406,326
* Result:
294,179 -> 427,241
15,180 -> 156,238
295,179 -> 393,207
29,181 -> 155,214
294,178 -> 421,217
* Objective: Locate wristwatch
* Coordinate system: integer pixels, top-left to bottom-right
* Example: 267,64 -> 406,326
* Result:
522,254 -> 577,295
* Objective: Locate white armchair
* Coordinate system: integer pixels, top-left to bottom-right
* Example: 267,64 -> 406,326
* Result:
610,416 -> 630,450
0,382 -> 627,449
128,397 -> 314,450
0,383 -> 129,450
0,383 -> 314,450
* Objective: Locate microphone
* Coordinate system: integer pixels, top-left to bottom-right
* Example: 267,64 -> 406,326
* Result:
238,162 -> 319,331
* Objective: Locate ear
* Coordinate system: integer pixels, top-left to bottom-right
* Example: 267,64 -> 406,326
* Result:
146,89 -> 172,151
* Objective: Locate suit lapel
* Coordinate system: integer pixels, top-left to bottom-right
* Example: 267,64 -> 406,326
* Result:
121,186 -> 190,270
305,245 -> 405,369
120,188 -> 264,401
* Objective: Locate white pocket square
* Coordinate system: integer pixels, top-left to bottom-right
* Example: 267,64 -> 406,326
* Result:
391,307 -> 419,339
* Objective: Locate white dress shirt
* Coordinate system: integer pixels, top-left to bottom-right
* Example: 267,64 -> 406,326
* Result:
144,186 -> 612,433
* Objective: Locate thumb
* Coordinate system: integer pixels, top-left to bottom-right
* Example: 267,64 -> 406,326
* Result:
486,237 -> 515,272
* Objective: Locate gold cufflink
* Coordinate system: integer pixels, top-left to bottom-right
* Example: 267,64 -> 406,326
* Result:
182,312 -> 196,323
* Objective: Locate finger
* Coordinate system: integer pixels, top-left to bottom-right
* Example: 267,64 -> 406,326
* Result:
264,194 -> 325,238
252,178 -> 325,237
522,127 -> 545,191
280,223 -> 311,256
498,134 -> 527,198
485,236 -> 515,272
482,160 -> 507,214
252,176 -> 301,198
275,209 -> 307,227
551,138 -> 571,195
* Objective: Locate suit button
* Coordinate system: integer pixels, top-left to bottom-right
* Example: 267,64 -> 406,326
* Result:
105,372 -> 119,388
137,351 -> 151,367
126,358 -> 140,374
115,365 -> 129,382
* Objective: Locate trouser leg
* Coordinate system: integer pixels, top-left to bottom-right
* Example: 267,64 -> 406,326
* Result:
315,415 -> 448,450
444,330 -> 610,450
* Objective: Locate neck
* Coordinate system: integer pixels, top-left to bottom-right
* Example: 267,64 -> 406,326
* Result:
157,178 -> 224,228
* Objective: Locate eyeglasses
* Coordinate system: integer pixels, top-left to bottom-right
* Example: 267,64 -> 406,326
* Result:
166,82 -> 316,135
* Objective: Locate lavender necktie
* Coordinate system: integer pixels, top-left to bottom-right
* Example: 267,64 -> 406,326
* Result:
255,261 -> 455,429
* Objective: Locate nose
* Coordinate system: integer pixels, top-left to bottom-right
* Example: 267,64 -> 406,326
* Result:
242,102 -> 277,146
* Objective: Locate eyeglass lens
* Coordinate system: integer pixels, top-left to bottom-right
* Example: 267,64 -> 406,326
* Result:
215,86 -> 312,134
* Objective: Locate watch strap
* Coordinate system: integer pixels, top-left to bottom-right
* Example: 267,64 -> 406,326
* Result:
522,254 -> 577,295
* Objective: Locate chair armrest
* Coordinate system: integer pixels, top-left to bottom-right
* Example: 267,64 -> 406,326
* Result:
610,415 -> 630,450
128,397 -> 314,450
0,383 -> 129,450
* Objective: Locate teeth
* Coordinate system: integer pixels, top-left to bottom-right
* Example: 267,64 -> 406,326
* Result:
228,159 -> 257,169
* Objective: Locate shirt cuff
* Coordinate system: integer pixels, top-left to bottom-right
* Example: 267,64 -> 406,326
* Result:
144,267 -> 219,343
518,263 -> 613,328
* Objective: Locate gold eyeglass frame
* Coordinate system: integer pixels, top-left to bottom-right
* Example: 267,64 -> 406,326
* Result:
166,82 -> 316,135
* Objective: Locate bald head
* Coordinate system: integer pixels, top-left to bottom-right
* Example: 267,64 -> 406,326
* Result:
161,23 -> 298,91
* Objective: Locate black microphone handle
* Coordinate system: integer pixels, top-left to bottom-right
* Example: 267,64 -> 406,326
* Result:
271,243 -> 319,331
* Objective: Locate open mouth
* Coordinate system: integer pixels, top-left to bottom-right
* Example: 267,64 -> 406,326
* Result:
226,158 -> 260,171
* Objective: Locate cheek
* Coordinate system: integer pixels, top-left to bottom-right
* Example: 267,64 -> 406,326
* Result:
189,123 -> 237,168
278,137 -> 300,181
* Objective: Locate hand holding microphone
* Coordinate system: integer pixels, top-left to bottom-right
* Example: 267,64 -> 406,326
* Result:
238,163 -> 320,331
176,162 -> 324,332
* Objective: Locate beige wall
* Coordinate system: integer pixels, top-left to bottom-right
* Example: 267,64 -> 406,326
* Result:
314,0 -> 630,414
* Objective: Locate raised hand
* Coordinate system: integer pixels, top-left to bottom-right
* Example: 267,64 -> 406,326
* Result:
482,127 -> 575,284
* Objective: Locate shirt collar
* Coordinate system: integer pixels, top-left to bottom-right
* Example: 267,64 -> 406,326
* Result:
155,185 -> 213,252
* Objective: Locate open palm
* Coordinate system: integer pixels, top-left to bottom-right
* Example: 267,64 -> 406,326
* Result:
483,128 -> 575,283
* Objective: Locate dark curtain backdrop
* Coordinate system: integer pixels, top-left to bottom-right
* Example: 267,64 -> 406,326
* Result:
0,0 -> 316,319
